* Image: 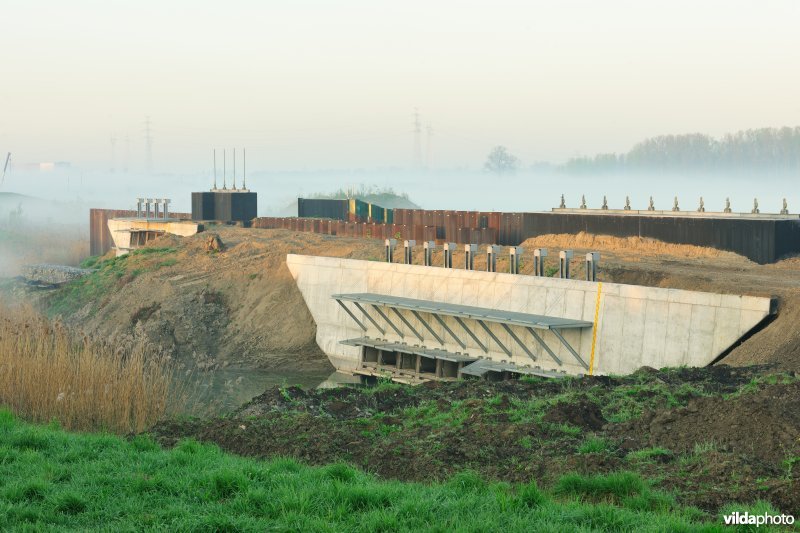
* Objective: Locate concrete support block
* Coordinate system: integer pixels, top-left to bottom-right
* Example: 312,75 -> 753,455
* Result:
534,248 -> 548,277
403,240 -> 416,265
443,243 -> 456,268
509,246 -> 523,274
585,252 -> 600,282
385,239 -> 397,263
136,198 -> 144,218
145,198 -> 153,219
464,244 -> 477,270
559,250 -> 573,279
486,245 -> 500,272
163,198 -> 171,219
423,241 -> 435,266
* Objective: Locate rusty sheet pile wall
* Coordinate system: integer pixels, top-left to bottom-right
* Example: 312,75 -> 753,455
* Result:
254,198 -> 800,264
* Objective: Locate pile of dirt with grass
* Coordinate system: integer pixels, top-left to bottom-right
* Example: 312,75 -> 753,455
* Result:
149,365 -> 799,514
615,380 -> 800,465
41,228 -> 384,370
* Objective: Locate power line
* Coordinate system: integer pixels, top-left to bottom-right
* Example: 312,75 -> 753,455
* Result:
413,107 -> 422,169
144,116 -> 154,174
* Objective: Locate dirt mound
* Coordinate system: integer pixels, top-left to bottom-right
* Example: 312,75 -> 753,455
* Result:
48,228 -> 383,370
614,381 -> 800,467
543,397 -> 606,430
522,232 -> 746,261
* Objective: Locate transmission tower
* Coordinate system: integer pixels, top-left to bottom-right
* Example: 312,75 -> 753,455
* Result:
110,134 -> 117,173
124,134 -> 130,173
413,108 -> 422,169
144,116 -> 154,174
425,123 -> 433,170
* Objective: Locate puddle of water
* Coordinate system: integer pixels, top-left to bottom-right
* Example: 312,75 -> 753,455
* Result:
178,365 -> 360,415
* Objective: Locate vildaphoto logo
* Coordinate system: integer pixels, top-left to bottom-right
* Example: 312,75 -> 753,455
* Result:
723,511 -> 795,527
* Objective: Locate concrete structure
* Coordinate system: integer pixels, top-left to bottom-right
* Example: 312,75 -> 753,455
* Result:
108,199 -> 201,256
286,254 -> 776,381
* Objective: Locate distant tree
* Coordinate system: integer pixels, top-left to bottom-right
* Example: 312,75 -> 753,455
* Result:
484,146 -> 520,174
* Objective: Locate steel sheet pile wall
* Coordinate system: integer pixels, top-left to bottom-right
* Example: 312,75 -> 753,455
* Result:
261,198 -> 800,264
89,208 -> 191,256
517,213 -> 800,264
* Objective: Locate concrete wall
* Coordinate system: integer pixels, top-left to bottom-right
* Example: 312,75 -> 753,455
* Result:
107,218 -> 201,255
286,254 -> 774,376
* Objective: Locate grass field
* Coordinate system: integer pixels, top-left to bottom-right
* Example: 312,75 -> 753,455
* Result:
0,409 -> 780,532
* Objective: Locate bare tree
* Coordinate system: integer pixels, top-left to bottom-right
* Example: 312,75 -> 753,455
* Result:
484,146 -> 520,174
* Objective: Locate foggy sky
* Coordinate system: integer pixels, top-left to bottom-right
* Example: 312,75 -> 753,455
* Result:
1,0 -> 799,173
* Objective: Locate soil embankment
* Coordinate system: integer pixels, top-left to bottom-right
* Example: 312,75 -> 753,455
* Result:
44,228 -> 383,372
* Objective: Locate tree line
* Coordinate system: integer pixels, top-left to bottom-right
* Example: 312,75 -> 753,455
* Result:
562,127 -> 800,174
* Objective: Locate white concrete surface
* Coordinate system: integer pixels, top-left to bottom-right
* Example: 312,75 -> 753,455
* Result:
108,218 -> 201,256
286,254 -> 775,377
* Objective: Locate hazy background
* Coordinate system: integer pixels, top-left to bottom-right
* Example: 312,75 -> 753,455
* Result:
1,0 -> 798,214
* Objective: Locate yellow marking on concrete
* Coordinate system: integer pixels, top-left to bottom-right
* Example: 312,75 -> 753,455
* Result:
589,282 -> 603,375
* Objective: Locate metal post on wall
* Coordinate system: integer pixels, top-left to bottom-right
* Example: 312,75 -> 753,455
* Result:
423,241 -> 435,266
509,246 -> 523,274
136,198 -> 143,218
486,245 -> 499,272
145,198 -> 152,219
464,244 -> 477,270
163,199 -> 171,219
154,199 -> 161,219
585,252 -> 600,281
385,239 -> 397,263
403,240 -> 416,264
559,250 -> 573,279
533,248 -> 548,277
443,242 -> 456,268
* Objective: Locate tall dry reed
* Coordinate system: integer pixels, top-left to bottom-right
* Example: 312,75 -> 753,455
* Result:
0,305 -> 176,433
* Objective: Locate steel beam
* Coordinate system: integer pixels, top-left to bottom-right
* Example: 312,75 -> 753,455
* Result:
454,316 -> 488,353
390,308 -> 424,343
525,327 -> 562,366
371,305 -> 404,338
411,310 -> 445,346
352,301 -> 386,335
432,314 -> 466,349
335,299 -> 367,332
551,329 -> 589,369
501,323 -> 536,361
477,320 -> 511,357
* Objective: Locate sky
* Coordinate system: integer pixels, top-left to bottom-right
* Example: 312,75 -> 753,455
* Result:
1,0 -> 799,174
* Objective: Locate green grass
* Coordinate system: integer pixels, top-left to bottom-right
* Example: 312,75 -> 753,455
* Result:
47,248 -> 178,317
0,409 -> 743,531
578,436 -> 613,454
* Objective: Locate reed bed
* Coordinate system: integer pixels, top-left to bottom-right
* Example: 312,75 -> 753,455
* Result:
0,305 -> 176,433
